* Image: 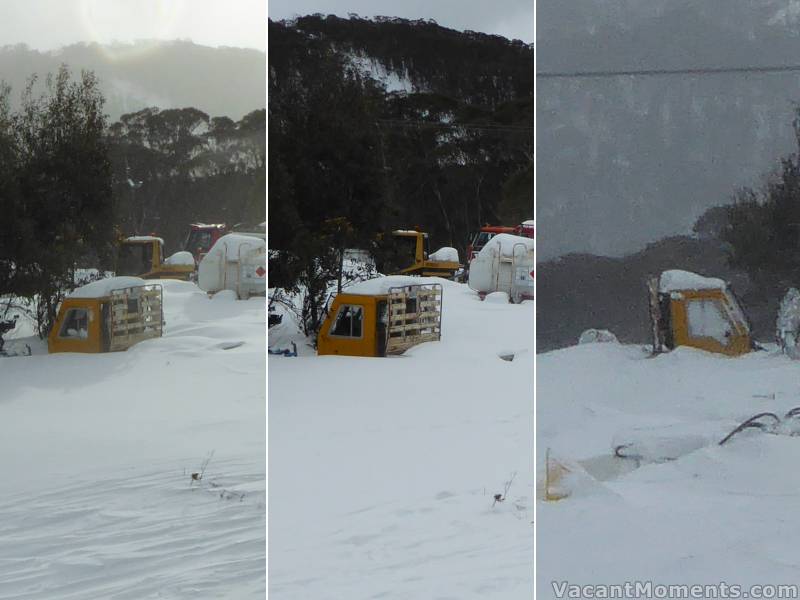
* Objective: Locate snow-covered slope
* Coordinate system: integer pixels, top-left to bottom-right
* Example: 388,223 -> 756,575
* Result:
348,53 -> 415,94
0,280 -> 266,599
538,342 -> 800,596
269,277 -> 533,599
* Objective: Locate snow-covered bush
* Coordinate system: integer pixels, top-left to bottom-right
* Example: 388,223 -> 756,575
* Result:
271,252 -> 380,342
777,288 -> 800,359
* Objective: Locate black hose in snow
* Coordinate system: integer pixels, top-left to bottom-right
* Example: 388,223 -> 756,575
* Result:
718,412 -> 781,446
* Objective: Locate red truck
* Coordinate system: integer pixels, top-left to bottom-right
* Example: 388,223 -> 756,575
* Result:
466,221 -> 534,261
464,221 -> 534,279
466,225 -> 517,263
514,220 -> 534,239
184,222 -> 266,264
184,223 -> 228,264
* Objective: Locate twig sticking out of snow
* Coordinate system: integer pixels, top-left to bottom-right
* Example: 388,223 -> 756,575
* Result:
492,471 -> 517,507
190,450 -> 215,487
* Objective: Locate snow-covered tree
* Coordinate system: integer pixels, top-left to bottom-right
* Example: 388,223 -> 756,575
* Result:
777,287 -> 800,359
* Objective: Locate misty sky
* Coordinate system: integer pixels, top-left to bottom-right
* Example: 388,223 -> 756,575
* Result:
268,0 -> 534,43
0,0 -> 266,51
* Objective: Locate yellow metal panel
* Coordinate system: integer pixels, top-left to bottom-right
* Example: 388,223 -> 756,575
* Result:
144,265 -> 195,280
48,298 -> 105,354
123,239 -> 195,281
669,289 -> 751,357
317,294 -> 379,357
388,231 -> 460,278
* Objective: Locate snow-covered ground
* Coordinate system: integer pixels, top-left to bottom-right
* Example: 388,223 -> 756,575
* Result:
0,280 -> 266,599
269,277 -> 533,599
538,342 -> 800,597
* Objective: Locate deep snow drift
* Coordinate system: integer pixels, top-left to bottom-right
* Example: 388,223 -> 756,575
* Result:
537,341 -> 800,597
0,280 -> 266,599
269,277 -> 534,599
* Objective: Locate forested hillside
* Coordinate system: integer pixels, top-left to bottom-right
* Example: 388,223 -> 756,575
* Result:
0,41 -> 265,120
108,106 -> 265,254
268,15 -> 534,279
537,0 -> 800,259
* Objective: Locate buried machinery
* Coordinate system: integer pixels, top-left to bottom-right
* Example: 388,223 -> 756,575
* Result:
540,271 -> 788,503
117,236 -> 195,281
541,407 -> 800,502
382,230 -> 461,279
647,269 -> 753,357
48,278 -> 164,354
317,278 -> 443,357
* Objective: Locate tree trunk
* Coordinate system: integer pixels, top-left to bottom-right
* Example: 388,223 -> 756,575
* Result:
432,180 -> 453,246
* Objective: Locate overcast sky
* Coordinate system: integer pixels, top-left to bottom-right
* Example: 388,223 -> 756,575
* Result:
268,0 -> 534,43
0,0 -> 267,51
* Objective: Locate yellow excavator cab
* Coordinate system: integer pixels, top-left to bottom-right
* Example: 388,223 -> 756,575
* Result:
48,280 -> 163,354
390,230 -> 460,279
117,236 -> 195,281
317,279 -> 443,357
648,270 -> 752,357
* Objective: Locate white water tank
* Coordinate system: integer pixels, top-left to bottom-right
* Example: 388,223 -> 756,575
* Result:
198,234 -> 266,299
468,233 -> 534,303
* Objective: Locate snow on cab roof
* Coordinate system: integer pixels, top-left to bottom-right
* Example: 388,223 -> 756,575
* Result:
477,233 -> 534,259
125,235 -> 165,245
429,246 -> 459,262
659,269 -> 726,293
164,251 -> 195,266
344,275 -> 444,296
67,276 -> 150,298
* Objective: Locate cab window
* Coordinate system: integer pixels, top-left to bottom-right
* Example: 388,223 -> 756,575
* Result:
189,231 -> 213,252
118,243 -> 153,275
686,299 -> 731,345
59,308 -> 90,339
330,304 -> 364,338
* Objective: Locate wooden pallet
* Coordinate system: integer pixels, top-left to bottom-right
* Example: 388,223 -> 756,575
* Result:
385,283 -> 442,355
109,285 -> 164,351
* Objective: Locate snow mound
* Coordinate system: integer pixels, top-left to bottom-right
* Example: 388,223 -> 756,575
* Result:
477,233 -> 534,259
158,279 -> 202,294
164,251 -> 195,266
610,424 -> 714,463
429,246 -> 459,262
485,291 -> 510,304
68,276 -> 149,298
344,275 -> 446,296
578,328 -> 619,345
659,269 -> 725,293
211,289 -> 239,302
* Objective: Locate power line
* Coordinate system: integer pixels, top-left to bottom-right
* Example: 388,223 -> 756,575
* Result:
537,63 -> 800,80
